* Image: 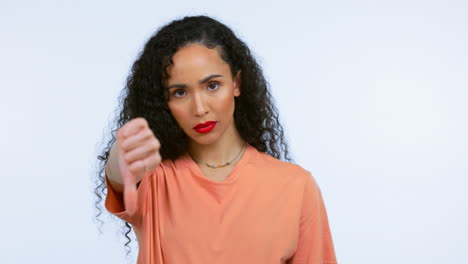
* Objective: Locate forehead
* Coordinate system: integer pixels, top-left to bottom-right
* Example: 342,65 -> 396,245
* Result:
166,44 -> 231,83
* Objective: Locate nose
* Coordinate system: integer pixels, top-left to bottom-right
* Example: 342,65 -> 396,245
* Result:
192,91 -> 208,117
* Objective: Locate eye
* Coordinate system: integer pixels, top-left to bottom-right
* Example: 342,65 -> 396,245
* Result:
207,82 -> 220,91
172,89 -> 186,98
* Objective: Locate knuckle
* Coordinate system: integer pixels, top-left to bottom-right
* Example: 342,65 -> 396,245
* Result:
138,117 -> 148,126
120,140 -> 127,151
117,129 -> 125,140
123,154 -> 132,164
150,140 -> 159,150
129,162 -> 138,173
154,151 -> 161,160
131,160 -> 143,172
149,155 -> 161,169
154,138 -> 161,148
143,129 -> 153,139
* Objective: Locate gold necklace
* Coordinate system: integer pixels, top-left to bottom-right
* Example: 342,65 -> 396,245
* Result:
190,142 -> 247,169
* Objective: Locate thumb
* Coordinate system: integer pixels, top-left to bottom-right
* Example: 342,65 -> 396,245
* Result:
118,146 -> 138,216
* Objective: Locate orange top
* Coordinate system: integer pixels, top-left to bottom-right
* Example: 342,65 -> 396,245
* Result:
105,144 -> 337,264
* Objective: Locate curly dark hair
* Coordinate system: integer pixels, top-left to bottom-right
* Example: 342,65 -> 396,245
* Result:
94,15 -> 294,256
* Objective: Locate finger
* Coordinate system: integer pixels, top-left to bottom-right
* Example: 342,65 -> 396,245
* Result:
119,118 -> 148,140
123,140 -> 160,165
143,151 -> 162,172
120,128 -> 155,153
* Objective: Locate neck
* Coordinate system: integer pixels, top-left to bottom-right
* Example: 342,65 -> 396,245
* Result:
188,123 -> 246,165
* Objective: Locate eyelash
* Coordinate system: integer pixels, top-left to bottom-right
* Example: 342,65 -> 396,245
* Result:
172,89 -> 185,97
171,82 -> 220,98
207,82 -> 220,91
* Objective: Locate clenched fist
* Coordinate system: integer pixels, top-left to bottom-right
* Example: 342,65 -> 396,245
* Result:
116,117 -> 161,215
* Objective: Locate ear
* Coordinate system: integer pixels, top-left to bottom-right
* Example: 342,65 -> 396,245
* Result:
233,71 -> 241,97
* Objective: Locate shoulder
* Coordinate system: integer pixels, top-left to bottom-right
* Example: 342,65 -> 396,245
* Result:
250,148 -> 313,183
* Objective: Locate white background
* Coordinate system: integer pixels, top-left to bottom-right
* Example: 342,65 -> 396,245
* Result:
1,0 -> 467,263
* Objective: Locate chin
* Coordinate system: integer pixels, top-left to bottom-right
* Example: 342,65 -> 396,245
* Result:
200,136 -> 220,145
188,133 -> 219,146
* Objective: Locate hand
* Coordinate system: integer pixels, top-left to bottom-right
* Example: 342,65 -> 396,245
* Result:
116,117 -> 161,215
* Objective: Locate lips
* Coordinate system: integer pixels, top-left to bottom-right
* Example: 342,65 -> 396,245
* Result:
194,121 -> 217,129
193,121 -> 217,133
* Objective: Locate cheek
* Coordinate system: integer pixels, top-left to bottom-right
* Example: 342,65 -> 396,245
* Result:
168,104 -> 186,123
217,89 -> 236,110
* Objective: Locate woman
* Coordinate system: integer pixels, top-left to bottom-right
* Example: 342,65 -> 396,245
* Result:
95,15 -> 337,264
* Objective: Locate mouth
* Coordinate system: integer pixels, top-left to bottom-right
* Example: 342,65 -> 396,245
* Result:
193,121 -> 217,133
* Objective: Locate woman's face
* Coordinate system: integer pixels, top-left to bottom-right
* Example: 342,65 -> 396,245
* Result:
165,43 -> 241,146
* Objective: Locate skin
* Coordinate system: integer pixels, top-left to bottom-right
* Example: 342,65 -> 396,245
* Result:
165,43 -> 246,180
102,117 -> 162,214
106,43 -> 247,207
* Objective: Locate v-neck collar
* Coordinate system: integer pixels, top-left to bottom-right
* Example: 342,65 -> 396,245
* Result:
180,143 -> 255,185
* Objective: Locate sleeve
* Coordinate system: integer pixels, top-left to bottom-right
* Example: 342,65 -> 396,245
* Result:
104,167 -> 152,226
288,172 -> 338,264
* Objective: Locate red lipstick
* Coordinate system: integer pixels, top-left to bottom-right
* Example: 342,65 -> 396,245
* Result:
193,121 -> 217,133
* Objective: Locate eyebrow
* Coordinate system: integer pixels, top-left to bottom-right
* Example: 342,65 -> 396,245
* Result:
166,74 -> 223,90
